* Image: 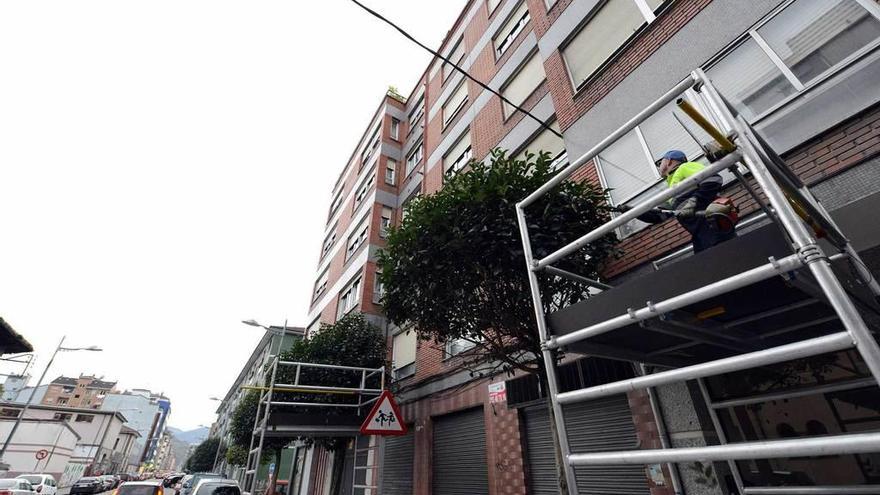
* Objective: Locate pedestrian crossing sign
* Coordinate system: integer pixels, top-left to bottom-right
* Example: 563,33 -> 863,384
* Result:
360,390 -> 408,436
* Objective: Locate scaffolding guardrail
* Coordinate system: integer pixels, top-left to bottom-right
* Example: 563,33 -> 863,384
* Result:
515,68 -> 880,495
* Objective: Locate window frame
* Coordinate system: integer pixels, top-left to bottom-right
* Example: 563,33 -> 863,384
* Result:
500,49 -> 546,120
337,275 -> 363,318
380,206 -> 394,238
345,217 -> 370,261
703,0 -> 880,125
494,1 -> 531,58
407,94 -> 425,137
391,328 -> 417,380
373,268 -> 385,304
442,37 -> 467,83
321,226 -> 337,259
444,130 -> 473,175
390,118 -> 400,141
352,170 -> 376,213
562,0 -> 671,93
385,159 -> 397,185
360,124 -> 381,169
442,81 -> 469,128
313,268 -> 330,301
405,141 -> 424,176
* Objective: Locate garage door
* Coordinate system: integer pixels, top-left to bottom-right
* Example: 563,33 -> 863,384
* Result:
381,432 -> 414,495
433,407 -> 489,495
522,395 -> 650,495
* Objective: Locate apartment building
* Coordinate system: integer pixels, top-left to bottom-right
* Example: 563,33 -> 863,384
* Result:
211,326 -> 304,488
41,375 -> 117,409
305,0 -> 880,494
101,389 -> 171,470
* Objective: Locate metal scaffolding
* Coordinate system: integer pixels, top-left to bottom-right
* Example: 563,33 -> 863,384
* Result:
243,359 -> 385,495
515,69 -> 880,495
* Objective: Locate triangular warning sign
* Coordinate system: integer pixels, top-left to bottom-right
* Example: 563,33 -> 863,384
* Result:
360,390 -> 408,436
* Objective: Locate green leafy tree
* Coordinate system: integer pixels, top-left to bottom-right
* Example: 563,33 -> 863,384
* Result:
377,149 -> 617,493
184,437 -> 220,473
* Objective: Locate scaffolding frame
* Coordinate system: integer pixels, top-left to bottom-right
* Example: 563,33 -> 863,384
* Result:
515,69 -> 880,495
243,358 -> 385,495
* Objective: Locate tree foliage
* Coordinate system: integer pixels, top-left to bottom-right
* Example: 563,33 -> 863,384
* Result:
378,149 -> 616,376
184,437 -> 220,473
227,389 -> 290,467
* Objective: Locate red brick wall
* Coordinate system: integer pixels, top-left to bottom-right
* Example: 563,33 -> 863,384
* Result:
627,390 -> 676,495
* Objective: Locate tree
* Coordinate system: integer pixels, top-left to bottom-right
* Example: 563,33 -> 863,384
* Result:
185,437 -> 220,473
377,149 -> 617,493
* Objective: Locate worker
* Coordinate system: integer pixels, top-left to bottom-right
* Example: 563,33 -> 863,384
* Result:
624,150 -> 737,253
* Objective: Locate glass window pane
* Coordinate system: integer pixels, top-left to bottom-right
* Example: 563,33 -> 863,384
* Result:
640,100 -> 712,162
516,121 -> 564,161
598,130 -> 655,205
707,38 -> 797,120
502,52 -> 546,118
759,0 -> 880,84
564,0 -> 645,87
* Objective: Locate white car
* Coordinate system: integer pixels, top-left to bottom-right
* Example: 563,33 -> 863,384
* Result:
0,478 -> 35,495
191,479 -> 239,495
16,475 -> 57,495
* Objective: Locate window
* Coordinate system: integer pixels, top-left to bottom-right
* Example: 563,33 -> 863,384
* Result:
314,269 -> 329,300
707,0 -> 880,121
406,142 -> 423,176
390,118 -> 400,140
75,414 -> 95,423
385,160 -> 397,185
328,187 -> 344,217
443,38 -> 466,81
401,191 -> 420,222
373,269 -> 385,303
444,131 -> 472,174
337,276 -> 362,318
494,2 -> 530,57
53,412 -> 73,421
515,121 -> 565,163
442,82 -> 469,127
380,206 -> 394,237
361,125 -> 381,167
487,0 -> 502,14
57,398 -> 68,405
563,0 -> 665,90
408,95 -> 425,134
446,338 -> 477,357
353,172 -> 375,211
595,97 -> 715,236
501,51 -> 546,119
346,218 -> 369,260
306,318 -> 321,336
321,227 -> 337,258
392,330 -> 417,379
0,408 -> 19,418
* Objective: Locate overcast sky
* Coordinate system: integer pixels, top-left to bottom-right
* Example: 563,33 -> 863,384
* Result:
0,0 -> 466,431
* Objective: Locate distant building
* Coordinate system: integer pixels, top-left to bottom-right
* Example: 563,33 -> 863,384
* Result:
1,375 -> 30,402
101,389 -> 171,470
211,326 -> 304,484
41,375 -> 117,409
0,402 -> 131,479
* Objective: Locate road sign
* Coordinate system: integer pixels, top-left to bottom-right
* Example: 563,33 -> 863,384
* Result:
35,449 -> 49,460
360,390 -> 407,436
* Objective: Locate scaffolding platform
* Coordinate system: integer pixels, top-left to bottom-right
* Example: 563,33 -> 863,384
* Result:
548,211 -> 880,366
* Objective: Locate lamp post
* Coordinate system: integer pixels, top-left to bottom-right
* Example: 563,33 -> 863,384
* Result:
241,319 -> 289,358
0,336 -> 102,462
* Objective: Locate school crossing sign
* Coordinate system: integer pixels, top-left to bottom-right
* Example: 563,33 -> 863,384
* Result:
359,390 -> 408,436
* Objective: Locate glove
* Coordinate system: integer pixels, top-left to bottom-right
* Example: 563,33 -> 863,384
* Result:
674,197 -> 698,219
615,204 -> 633,213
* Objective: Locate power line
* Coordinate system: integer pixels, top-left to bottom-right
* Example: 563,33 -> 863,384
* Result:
347,0 -> 563,139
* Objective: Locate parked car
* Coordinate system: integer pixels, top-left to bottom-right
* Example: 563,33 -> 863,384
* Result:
114,481 -> 164,495
192,480 -> 239,495
180,474 -> 220,495
15,475 -> 56,495
0,478 -> 34,495
173,475 -> 192,495
70,477 -> 103,495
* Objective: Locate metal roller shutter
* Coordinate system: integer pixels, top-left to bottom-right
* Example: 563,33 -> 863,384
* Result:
433,407 -> 489,495
523,395 -> 650,495
381,433 -> 414,495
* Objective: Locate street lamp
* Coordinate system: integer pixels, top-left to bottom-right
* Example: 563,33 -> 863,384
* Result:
241,319 -> 288,358
0,335 -> 102,461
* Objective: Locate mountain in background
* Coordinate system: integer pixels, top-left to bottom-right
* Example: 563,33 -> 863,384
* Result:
167,426 -> 209,445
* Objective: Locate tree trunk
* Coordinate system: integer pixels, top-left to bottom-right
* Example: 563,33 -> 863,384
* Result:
539,371 -> 571,495
327,440 -> 349,495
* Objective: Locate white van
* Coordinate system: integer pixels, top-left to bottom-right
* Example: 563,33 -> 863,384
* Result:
16,474 -> 57,495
